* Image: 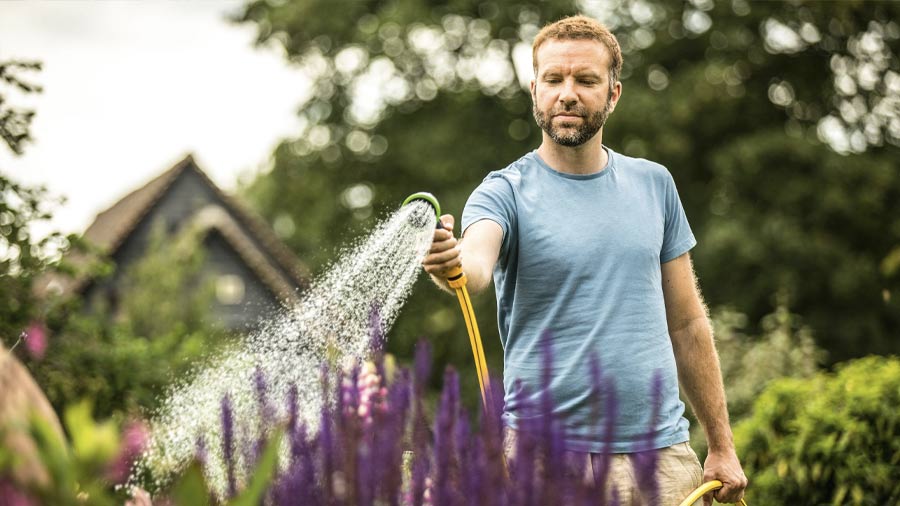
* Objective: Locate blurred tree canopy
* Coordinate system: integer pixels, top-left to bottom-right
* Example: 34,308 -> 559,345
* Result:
233,0 -> 900,386
0,174 -> 66,348
0,59 -> 60,349
0,59 -> 42,155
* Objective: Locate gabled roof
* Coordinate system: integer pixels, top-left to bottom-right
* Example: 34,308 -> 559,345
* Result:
37,154 -> 309,301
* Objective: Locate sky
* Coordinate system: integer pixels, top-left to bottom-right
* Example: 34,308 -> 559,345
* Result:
1,1 -> 312,238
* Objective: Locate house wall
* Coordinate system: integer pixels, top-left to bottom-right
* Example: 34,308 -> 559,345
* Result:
201,231 -> 283,330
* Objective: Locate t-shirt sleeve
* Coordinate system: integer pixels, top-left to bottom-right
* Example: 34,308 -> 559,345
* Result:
660,173 -> 696,263
462,173 -> 516,259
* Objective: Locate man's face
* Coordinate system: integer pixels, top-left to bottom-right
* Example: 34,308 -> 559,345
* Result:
530,39 -> 621,147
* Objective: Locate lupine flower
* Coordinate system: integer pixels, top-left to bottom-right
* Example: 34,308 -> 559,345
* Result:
220,395 -> 236,498
356,360 -> 388,428
194,336 -> 667,506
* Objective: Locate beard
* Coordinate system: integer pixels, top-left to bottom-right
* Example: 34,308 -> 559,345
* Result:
532,96 -> 613,147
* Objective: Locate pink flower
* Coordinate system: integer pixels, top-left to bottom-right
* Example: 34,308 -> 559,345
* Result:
23,321 -> 47,360
106,419 -> 150,484
356,362 -> 388,428
0,478 -> 38,506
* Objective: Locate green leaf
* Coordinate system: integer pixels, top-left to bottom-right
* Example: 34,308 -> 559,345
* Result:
171,462 -> 212,505
63,400 -> 120,466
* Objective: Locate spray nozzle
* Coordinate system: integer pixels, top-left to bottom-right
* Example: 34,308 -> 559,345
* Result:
401,192 -> 442,229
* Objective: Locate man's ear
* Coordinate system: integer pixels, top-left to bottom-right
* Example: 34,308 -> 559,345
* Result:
609,81 -> 622,112
530,79 -> 536,102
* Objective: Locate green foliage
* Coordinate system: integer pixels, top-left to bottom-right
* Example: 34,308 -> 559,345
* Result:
714,302 -> 824,421
734,356 -> 900,505
597,1 -> 900,363
64,401 -> 120,472
234,0 -> 900,397
170,463 -> 212,505
0,401 -> 124,506
116,223 -> 216,339
0,402 -> 285,506
689,304 -> 824,457
29,227 -> 229,419
0,174 -> 67,347
0,59 -> 42,155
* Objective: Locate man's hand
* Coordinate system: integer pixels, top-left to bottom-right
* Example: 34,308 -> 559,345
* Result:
423,214 -> 461,278
702,448 -> 748,505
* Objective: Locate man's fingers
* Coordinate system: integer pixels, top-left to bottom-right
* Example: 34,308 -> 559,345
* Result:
702,493 -> 713,506
425,247 -> 461,266
433,227 -> 454,241
424,256 -> 462,276
429,236 -> 457,253
715,476 -> 748,504
439,214 -> 455,232
425,214 -> 461,279
714,488 -> 741,504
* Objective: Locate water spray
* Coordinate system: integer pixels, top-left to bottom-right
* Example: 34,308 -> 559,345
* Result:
402,192 -> 496,414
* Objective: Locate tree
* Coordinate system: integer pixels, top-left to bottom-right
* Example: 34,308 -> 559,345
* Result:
0,58 -> 61,352
599,0 -> 900,363
233,0 -> 900,390
0,59 -> 42,155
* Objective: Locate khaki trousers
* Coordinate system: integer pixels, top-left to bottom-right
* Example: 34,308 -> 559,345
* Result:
503,428 -> 703,506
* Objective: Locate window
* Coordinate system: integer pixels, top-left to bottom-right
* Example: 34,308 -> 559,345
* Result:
216,274 -> 245,305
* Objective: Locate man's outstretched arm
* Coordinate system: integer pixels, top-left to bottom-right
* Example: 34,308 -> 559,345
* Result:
662,252 -> 748,505
423,215 -> 502,295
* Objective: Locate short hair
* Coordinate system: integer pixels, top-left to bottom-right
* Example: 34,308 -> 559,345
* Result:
532,15 -> 623,92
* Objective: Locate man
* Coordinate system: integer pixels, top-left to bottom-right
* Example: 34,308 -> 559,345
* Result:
423,15 -> 748,506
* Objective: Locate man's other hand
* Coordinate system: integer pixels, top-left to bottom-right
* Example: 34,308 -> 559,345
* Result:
423,214 -> 461,277
702,448 -> 748,505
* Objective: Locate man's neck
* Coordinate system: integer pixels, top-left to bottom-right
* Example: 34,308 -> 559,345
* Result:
536,133 -> 608,175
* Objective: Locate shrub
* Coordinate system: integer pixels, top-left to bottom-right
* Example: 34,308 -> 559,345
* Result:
687,304 -> 824,458
734,355 -> 900,505
27,226 -> 230,419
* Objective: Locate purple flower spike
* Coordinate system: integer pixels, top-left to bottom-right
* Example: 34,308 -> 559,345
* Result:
221,394 -> 237,498
253,366 -> 275,426
287,383 -> 299,435
368,303 -> 385,353
413,340 -> 432,391
433,367 -> 460,506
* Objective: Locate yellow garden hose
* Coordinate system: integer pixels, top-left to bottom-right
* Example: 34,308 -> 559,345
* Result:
444,264 -> 495,412
402,191 -> 497,413
679,480 -> 748,506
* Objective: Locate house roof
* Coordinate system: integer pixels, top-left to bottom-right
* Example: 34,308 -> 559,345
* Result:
36,154 -> 309,302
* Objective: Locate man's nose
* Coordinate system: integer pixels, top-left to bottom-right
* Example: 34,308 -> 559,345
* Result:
559,79 -> 578,106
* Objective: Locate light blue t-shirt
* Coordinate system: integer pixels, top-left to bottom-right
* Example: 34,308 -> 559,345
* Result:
461,148 -> 696,453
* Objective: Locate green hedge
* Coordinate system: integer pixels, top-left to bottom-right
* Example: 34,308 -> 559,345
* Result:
734,355 -> 900,505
